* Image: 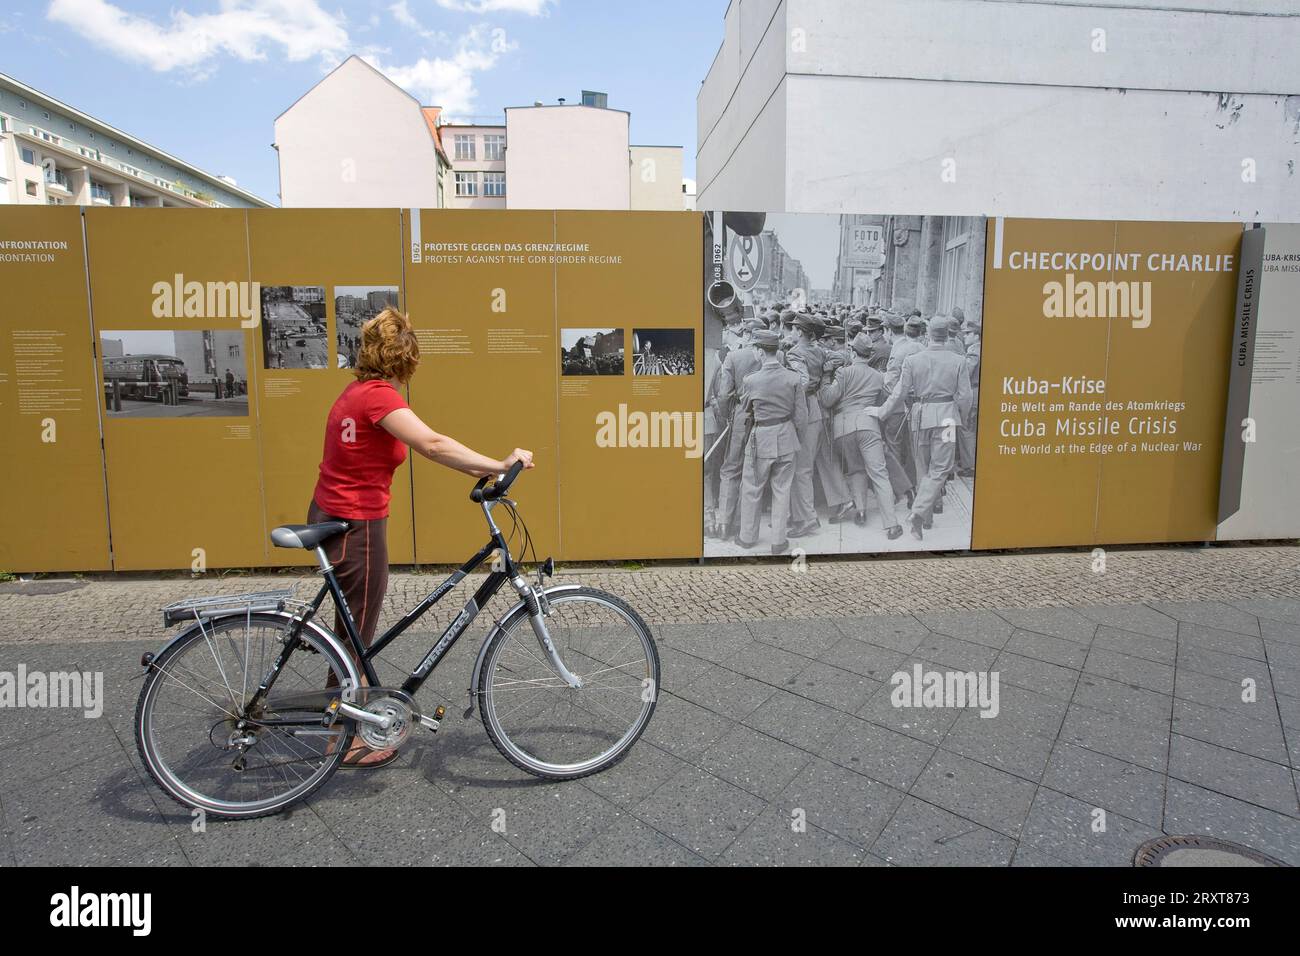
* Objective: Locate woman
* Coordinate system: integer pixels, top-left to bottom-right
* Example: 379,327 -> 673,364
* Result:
309,308 -> 533,768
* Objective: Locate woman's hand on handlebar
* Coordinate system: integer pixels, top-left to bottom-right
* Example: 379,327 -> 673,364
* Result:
501,448 -> 535,473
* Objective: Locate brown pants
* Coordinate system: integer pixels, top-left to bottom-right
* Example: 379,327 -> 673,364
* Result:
307,500 -> 389,649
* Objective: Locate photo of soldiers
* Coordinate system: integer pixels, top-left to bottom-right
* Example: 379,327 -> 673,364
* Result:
819,332 -> 903,539
958,313 -> 982,477
877,316 -> 974,541
737,328 -> 806,554
707,318 -> 764,541
703,211 -> 985,556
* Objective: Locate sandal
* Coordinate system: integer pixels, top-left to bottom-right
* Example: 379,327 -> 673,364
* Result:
340,746 -> 400,770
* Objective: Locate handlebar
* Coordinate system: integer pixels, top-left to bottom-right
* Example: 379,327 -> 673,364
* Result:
470,459 -> 525,504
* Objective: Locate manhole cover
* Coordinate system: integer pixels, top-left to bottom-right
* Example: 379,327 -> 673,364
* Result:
1134,835 -> 1286,867
0,580 -> 88,596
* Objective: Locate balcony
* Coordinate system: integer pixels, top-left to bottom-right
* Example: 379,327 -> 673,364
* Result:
89,182 -> 114,205
15,127 -> 228,208
43,167 -> 70,193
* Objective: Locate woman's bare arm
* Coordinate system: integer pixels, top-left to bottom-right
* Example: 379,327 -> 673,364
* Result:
378,408 -> 534,477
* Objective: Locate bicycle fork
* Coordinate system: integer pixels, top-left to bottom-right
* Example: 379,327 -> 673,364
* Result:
515,576 -> 582,689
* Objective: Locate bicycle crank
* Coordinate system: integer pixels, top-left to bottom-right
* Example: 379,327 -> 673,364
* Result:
355,696 -> 415,751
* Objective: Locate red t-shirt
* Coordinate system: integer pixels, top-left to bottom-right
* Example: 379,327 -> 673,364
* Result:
313,380 -> 410,520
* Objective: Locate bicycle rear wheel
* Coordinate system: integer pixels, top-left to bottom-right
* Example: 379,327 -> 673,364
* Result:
478,587 -> 659,780
135,612 -> 355,820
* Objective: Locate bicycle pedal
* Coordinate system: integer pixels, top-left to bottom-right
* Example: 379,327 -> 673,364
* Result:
418,705 -> 447,734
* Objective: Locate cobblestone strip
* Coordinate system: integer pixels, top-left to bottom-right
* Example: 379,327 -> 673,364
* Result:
1,544 -> 1298,646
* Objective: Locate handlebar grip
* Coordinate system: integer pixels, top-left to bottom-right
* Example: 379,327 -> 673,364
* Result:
497,459 -> 525,495
470,459 -> 525,503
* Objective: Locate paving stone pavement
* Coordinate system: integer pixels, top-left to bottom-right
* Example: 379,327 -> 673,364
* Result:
2,543 -> 1299,645
1,547 -> 1298,866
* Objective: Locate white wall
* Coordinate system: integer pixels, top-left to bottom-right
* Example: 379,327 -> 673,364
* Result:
697,0 -> 788,210
697,0 -> 1300,220
505,106 -> 631,209
630,146 -> 685,210
787,77 -> 1300,220
275,57 -> 442,209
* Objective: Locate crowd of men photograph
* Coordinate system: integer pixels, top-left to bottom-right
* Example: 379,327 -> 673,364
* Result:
634,329 -> 696,377
703,212 -> 986,557
561,328 -> 625,376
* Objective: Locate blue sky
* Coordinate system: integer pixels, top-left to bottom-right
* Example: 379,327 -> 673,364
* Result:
1,0 -> 728,204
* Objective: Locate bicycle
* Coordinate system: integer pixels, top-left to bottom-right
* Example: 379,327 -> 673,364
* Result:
134,462 -> 661,819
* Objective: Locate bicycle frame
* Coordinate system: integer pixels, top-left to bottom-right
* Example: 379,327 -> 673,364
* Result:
245,498 -> 529,717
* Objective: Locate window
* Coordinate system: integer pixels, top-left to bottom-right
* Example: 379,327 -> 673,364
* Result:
483,171 -> 506,197
20,147 -> 35,165
938,216 -> 976,316
453,134 -> 475,161
25,180 -> 38,197
483,134 -> 505,161
454,171 -> 478,197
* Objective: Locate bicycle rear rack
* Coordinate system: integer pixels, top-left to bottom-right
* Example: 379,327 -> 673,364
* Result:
161,589 -> 299,628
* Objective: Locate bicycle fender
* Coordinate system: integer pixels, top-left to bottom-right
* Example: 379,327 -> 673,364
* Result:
464,584 -> 587,719
143,610 -> 364,690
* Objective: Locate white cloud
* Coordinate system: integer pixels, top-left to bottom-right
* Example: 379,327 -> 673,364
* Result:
366,24 -> 516,115
45,0 -> 350,72
387,1 -> 449,42
434,0 -> 553,14
389,1 -> 419,29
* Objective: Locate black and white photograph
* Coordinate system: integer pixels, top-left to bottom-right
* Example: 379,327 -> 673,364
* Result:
632,328 -> 695,376
702,211 -> 985,557
260,285 -> 327,369
100,330 -> 250,418
335,285 -> 399,369
560,327 -> 624,376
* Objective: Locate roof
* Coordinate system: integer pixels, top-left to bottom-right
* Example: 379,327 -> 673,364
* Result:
0,72 -> 273,207
275,56 -> 448,169
421,107 -> 449,165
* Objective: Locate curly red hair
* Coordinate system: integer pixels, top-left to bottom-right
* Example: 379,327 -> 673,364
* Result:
354,308 -> 420,384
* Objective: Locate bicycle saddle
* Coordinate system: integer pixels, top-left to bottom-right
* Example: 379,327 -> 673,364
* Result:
270,522 -> 350,550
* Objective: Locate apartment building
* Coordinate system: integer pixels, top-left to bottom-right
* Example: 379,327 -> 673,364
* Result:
442,123 -> 508,209
277,57 -> 687,211
0,73 -> 270,209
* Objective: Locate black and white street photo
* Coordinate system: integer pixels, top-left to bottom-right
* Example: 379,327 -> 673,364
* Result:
560,327 -> 624,376
703,211 -> 985,557
335,286 -> 399,369
632,328 -> 695,376
260,285 -> 327,369
100,329 -> 250,418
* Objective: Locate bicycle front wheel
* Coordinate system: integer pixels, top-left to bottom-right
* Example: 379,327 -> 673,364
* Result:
479,587 -> 659,780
